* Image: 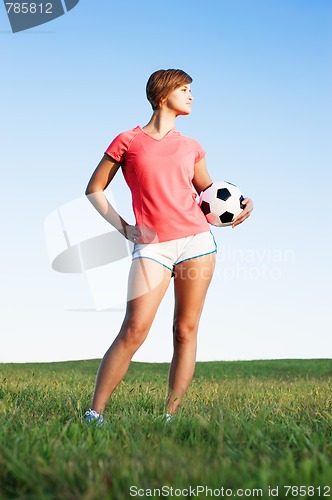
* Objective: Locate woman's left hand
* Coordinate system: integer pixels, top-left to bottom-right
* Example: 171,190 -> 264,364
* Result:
232,197 -> 254,228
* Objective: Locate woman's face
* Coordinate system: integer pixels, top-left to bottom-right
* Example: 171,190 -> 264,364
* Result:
162,84 -> 193,116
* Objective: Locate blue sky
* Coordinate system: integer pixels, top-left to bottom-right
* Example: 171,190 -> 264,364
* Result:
1,0 -> 331,362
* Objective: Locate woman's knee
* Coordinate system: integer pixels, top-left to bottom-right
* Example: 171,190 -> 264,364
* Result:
119,319 -> 149,349
173,320 -> 197,345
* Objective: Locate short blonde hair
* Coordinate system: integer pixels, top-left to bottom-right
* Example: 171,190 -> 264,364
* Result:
146,69 -> 192,110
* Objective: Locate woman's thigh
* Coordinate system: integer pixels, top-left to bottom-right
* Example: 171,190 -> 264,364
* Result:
123,258 -> 172,331
173,253 -> 216,327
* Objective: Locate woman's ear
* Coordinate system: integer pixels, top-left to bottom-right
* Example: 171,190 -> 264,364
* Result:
159,96 -> 167,108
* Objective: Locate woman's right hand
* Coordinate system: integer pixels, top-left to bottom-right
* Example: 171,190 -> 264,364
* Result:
123,225 -> 141,243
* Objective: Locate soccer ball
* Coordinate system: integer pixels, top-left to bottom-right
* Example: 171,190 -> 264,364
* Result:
199,181 -> 245,227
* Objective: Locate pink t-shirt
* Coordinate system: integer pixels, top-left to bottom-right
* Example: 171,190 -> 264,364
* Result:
104,126 -> 210,243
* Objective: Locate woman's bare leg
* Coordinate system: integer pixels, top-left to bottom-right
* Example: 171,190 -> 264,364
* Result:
167,253 -> 216,415
91,258 -> 172,414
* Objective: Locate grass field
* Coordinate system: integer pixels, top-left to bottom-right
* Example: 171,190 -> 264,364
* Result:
0,359 -> 331,499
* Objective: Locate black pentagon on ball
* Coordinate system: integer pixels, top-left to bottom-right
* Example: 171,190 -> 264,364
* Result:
240,195 -> 245,209
200,200 -> 211,215
219,211 -> 234,224
217,188 -> 232,201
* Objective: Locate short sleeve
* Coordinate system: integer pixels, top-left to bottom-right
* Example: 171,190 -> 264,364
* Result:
104,130 -> 133,163
193,139 -> 206,163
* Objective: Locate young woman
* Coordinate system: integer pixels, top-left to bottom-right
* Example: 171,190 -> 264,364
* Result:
85,69 -> 253,424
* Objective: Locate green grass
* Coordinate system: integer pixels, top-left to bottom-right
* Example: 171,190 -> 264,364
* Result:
0,359 -> 331,499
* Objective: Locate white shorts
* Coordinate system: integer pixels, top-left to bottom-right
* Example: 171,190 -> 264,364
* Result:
132,231 -> 217,272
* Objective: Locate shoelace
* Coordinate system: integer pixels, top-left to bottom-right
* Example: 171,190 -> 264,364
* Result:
85,409 -> 103,421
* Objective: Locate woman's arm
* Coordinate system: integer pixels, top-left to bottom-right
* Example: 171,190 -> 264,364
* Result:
85,154 -> 140,241
192,157 -> 213,194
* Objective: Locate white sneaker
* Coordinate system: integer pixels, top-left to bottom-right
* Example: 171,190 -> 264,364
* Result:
85,408 -> 104,426
166,413 -> 176,423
